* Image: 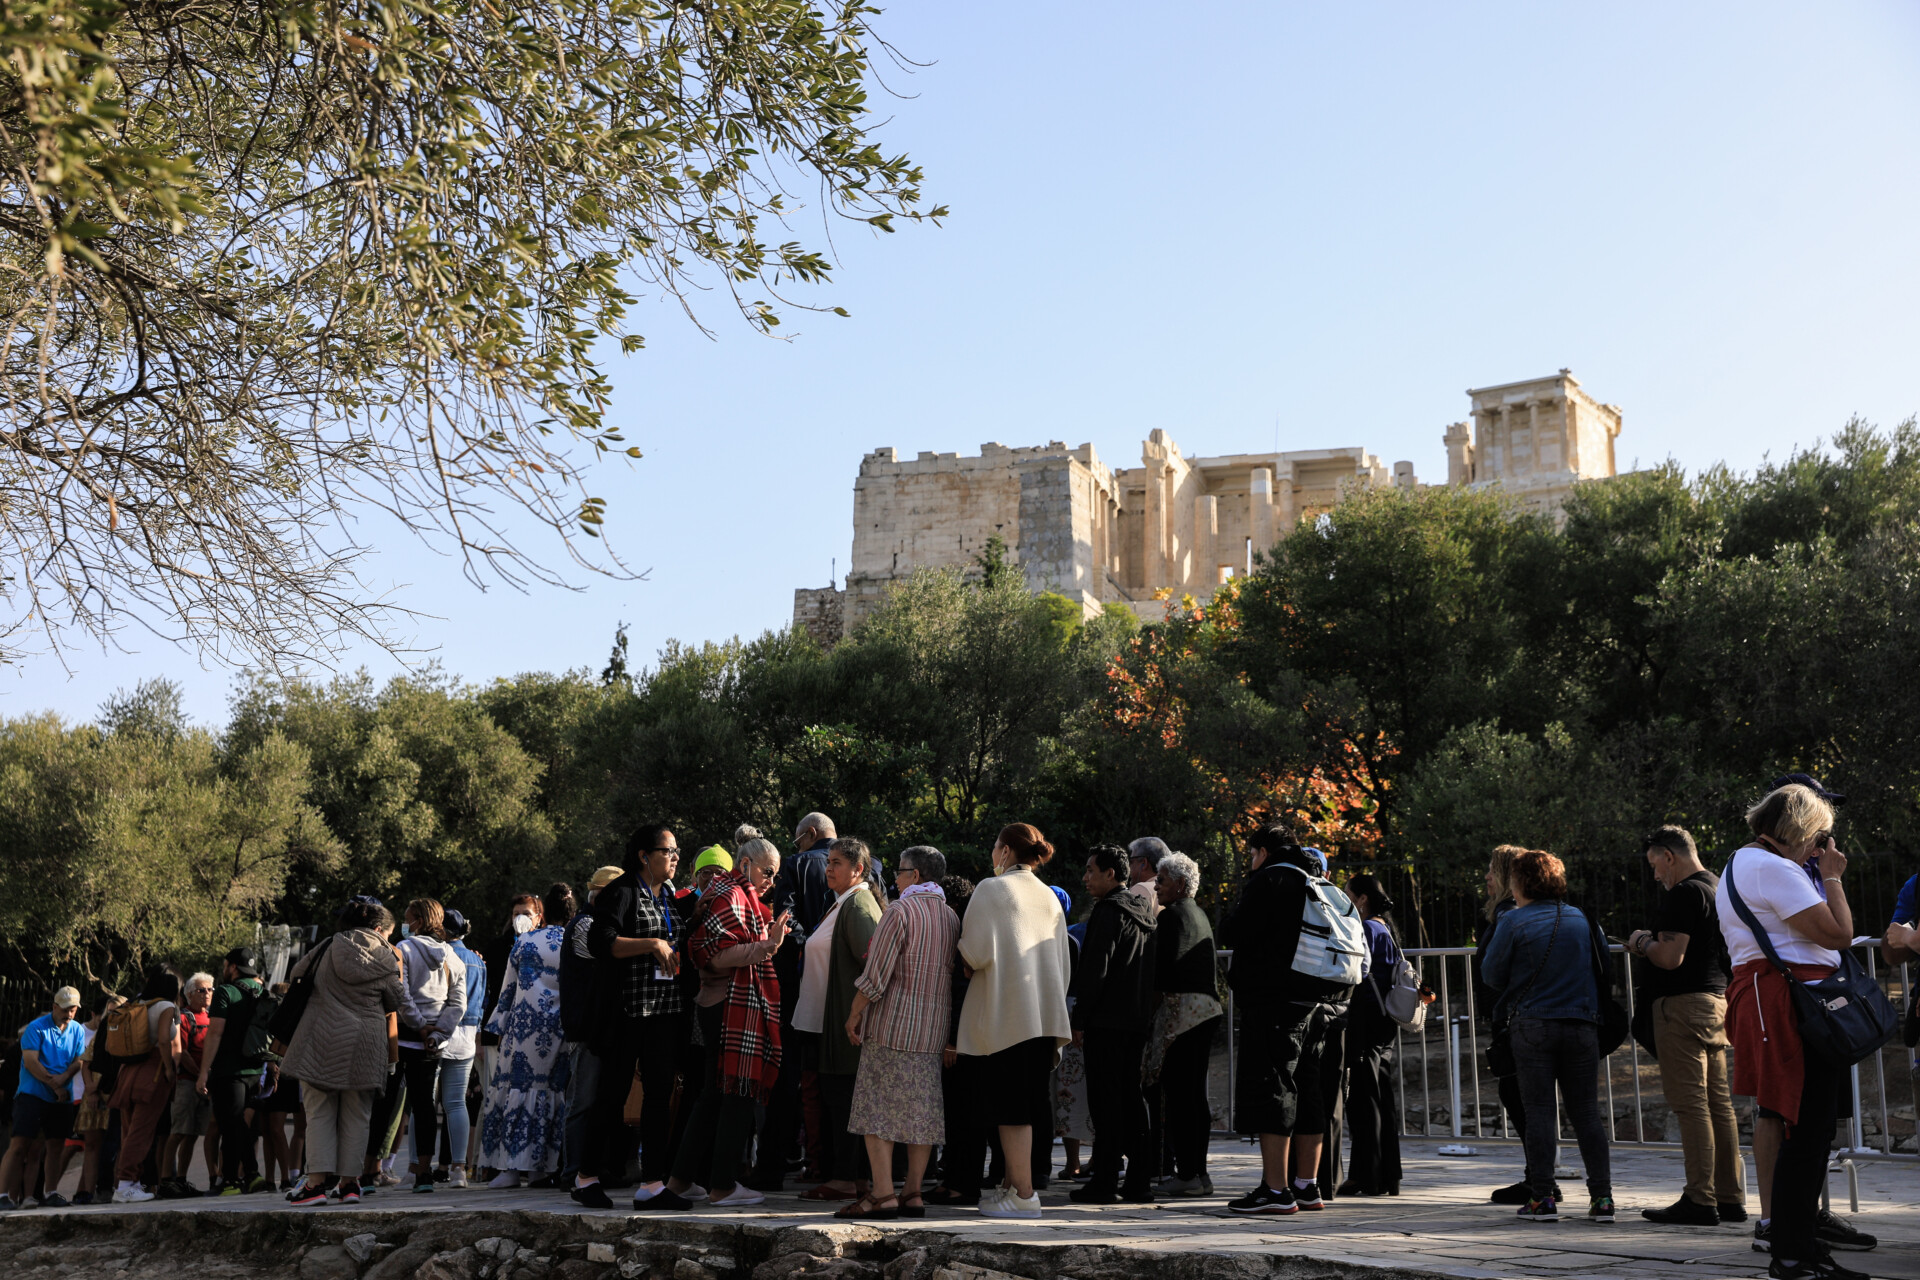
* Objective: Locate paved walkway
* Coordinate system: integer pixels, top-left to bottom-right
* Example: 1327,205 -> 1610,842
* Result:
27,1138 -> 1919,1280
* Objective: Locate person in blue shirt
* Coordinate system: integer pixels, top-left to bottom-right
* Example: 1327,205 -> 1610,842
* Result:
2,986 -> 87,1210
1482,850 -> 1613,1225
1339,873 -> 1404,1198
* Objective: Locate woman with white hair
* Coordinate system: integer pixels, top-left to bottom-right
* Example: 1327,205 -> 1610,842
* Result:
1145,851 -> 1221,1197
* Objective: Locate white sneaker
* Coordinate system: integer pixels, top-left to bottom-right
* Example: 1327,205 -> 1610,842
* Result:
710,1185 -> 765,1207
487,1170 -> 524,1189
448,1166 -> 469,1189
685,1183 -> 708,1200
112,1183 -> 154,1204
980,1188 -> 1041,1219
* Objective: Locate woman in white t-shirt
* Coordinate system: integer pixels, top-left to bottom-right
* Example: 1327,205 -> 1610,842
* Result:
1717,783 -> 1861,1280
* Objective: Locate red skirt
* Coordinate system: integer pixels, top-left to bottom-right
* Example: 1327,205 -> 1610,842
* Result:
1727,957 -> 1834,1130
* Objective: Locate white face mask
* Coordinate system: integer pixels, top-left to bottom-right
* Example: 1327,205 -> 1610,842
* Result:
511,913 -> 536,935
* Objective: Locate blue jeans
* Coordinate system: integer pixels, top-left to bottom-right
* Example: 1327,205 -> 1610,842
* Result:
1511,1017 -> 1611,1200
561,1042 -> 601,1181
410,1055 -> 474,1167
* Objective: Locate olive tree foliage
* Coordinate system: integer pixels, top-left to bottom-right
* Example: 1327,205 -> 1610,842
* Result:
0,0 -> 940,664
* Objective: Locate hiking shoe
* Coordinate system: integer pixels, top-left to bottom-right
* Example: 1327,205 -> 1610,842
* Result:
1815,1210 -> 1876,1251
979,1189 -> 1041,1219
570,1181 -> 613,1209
1588,1196 -> 1615,1224
1160,1175 -> 1213,1198
1491,1180 -> 1548,1204
1770,1254 -> 1870,1280
1642,1196 -> 1716,1226
1292,1180 -> 1325,1210
1516,1196 -> 1559,1222
1718,1202 -> 1750,1223
1227,1183 -> 1298,1215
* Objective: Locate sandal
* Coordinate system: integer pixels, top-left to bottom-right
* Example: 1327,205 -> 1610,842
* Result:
834,1194 -> 899,1220
898,1193 -> 926,1219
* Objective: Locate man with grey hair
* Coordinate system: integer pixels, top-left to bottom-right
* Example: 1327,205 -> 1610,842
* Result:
749,810 -> 837,1191
159,972 -> 218,1197
1127,836 -> 1170,918
899,845 -> 948,886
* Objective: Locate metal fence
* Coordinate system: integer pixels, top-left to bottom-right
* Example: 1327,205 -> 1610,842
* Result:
1217,941 -> 1918,1208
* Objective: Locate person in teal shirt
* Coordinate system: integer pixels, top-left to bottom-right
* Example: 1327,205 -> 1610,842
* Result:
2,986 -> 87,1209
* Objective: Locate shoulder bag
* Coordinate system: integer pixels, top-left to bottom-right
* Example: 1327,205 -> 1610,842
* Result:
1486,903 -> 1562,1078
1724,859 -> 1897,1068
1587,911 -> 1631,1056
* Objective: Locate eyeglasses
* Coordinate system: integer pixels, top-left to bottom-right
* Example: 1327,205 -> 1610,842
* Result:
651,847 -> 680,855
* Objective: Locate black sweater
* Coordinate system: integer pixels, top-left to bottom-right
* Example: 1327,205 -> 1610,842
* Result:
1154,896 -> 1217,996
1071,888 -> 1158,1032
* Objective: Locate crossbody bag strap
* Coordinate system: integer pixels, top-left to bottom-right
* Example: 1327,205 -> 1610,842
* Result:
1723,855 -> 1801,986
1505,904 -> 1563,1022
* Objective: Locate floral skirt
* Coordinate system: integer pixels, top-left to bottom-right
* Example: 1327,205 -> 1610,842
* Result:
1053,1041 -> 1092,1141
847,1042 -> 943,1145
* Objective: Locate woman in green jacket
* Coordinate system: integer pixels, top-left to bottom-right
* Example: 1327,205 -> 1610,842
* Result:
793,837 -> 882,1203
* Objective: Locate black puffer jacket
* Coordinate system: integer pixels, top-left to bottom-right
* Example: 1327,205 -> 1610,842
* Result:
1071,888 -> 1159,1033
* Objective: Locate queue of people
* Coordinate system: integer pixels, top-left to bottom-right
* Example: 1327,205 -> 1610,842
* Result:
1,776 -> 1909,1280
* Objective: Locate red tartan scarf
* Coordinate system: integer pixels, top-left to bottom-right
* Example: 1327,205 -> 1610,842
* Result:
690,869 -> 783,1102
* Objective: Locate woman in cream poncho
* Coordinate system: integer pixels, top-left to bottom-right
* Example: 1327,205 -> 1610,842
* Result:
955,822 -> 1071,1220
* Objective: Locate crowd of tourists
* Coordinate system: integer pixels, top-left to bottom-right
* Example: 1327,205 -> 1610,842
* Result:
3,777 -> 1911,1280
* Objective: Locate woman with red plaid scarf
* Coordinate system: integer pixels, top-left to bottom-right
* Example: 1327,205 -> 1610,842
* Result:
664,839 -> 792,1207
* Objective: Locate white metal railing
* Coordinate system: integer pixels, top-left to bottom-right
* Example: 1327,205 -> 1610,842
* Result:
1215,940 -> 1917,1196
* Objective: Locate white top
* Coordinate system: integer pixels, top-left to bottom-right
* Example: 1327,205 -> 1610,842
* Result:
956,865 -> 1072,1057
792,887 -> 856,1034
1126,878 -> 1163,918
1717,845 -> 1841,969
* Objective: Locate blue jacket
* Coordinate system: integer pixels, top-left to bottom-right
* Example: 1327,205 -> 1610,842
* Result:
449,939 -> 488,1029
1482,900 -> 1601,1025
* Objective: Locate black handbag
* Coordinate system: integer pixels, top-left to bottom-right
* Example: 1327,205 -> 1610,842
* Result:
1588,915 -> 1631,1056
1487,904 -> 1563,1078
1629,990 -> 1659,1061
1724,859 -> 1898,1068
267,933 -> 334,1048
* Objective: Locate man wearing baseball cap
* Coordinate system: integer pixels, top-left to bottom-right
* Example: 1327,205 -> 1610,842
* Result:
196,947 -> 270,1193
0,987 -> 86,1210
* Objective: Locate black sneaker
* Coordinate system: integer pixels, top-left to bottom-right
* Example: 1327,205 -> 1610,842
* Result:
1814,1210 -> 1876,1252
1491,1180 -> 1563,1205
570,1181 -> 613,1209
1755,1221 -> 1772,1253
1228,1183 -> 1298,1215
1642,1196 -> 1719,1226
1719,1202 -> 1750,1223
70,1191 -> 94,1206
1516,1196 -> 1559,1222
35,1193 -> 71,1208
1769,1253 -> 1870,1280
1116,1183 -> 1155,1204
1068,1184 -> 1120,1204
1292,1181 -> 1325,1210
634,1188 -> 692,1211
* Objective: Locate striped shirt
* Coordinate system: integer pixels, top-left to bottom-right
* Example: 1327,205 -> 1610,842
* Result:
854,890 -> 960,1054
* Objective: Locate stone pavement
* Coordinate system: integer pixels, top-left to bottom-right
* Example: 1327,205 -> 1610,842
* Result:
25,1138 -> 1918,1280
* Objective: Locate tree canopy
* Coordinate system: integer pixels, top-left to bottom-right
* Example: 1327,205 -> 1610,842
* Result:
0,0 -> 939,665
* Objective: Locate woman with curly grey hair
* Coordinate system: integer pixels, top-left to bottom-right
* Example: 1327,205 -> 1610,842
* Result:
1145,852 -> 1222,1196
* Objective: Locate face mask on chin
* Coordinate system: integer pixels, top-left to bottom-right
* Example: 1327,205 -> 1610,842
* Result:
511,913 -> 536,935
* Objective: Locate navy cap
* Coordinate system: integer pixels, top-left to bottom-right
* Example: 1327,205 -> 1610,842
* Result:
443,908 -> 469,937
1771,772 -> 1846,807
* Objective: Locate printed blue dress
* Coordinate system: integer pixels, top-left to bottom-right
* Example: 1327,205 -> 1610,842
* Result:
480,924 -> 570,1172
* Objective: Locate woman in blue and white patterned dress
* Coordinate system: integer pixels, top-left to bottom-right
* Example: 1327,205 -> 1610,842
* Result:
480,890 -> 573,1187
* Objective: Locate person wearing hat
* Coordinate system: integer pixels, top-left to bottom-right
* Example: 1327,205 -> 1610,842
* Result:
0,986 -> 86,1211
560,865 -> 625,1193
196,946 -> 270,1193
689,846 -> 733,898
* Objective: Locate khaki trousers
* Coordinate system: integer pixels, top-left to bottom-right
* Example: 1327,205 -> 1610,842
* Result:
302,1085 -> 375,1179
1652,992 -> 1747,1207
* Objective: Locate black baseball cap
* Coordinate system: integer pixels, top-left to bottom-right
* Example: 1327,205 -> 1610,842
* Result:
1770,772 -> 1846,807
224,946 -> 261,976
443,909 -> 469,938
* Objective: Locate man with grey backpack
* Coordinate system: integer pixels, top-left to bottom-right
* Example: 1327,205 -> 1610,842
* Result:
1221,822 -> 1365,1215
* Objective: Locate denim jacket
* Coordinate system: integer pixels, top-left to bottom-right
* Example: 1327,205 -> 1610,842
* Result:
1481,900 -> 1600,1025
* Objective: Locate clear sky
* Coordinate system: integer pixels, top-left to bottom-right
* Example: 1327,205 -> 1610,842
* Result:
12,1 -> 1920,726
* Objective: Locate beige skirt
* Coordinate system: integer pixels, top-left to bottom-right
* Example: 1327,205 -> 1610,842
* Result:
847,1042 -> 944,1145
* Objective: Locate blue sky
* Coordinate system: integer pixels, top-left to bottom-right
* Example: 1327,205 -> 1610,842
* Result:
12,1 -> 1920,726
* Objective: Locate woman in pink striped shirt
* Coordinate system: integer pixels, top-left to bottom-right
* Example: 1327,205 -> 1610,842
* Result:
842,846 -> 961,1218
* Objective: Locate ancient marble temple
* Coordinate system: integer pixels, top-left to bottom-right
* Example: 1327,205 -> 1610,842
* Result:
793,371 -> 1621,644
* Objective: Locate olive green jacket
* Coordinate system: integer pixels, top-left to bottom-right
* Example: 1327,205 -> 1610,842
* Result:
819,885 -> 883,1076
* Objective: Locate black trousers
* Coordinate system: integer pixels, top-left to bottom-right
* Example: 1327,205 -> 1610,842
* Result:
818,1071 -> 869,1183
1150,1017 -> 1219,1180
1083,1028 -> 1150,1190
209,1077 -> 257,1182
1316,1007 -> 1349,1193
1769,1051 -> 1843,1262
1344,1040 -> 1402,1193
753,954 -> 804,1181
399,1047 -> 440,1175
938,1052 -> 984,1193
588,1012 -> 686,1183
1498,1070 -> 1528,1143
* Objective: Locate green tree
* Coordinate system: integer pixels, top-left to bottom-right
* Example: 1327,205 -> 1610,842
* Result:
0,0 -> 941,664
